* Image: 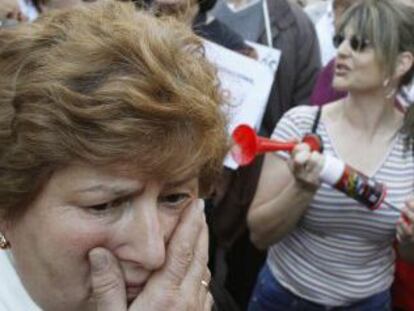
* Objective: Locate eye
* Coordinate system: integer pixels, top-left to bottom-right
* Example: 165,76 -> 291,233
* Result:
159,193 -> 192,210
350,36 -> 369,52
333,34 -> 345,48
86,196 -> 131,213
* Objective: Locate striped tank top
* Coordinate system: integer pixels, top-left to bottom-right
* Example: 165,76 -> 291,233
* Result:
267,105 -> 414,306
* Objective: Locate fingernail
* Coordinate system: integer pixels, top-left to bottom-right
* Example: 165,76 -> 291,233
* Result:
89,249 -> 109,273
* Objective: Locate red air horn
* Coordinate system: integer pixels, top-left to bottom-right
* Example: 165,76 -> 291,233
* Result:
231,124 -> 322,166
230,124 -> 403,213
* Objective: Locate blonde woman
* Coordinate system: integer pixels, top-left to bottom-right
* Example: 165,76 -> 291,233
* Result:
248,0 -> 414,310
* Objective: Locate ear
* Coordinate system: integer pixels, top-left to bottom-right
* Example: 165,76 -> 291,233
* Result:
393,51 -> 414,80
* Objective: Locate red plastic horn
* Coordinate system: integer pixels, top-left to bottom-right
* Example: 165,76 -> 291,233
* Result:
231,124 -> 297,166
231,124 -> 322,166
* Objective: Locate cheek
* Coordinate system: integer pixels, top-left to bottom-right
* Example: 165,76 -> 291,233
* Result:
53,220 -> 115,260
355,57 -> 383,79
159,211 -> 182,242
8,216 -> 116,309
38,212 -> 117,280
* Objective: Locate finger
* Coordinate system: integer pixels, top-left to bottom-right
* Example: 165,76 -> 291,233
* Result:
405,199 -> 414,210
402,221 -> 413,238
198,268 -> 211,310
292,143 -> 310,160
162,199 -> 204,287
204,292 -> 214,311
294,151 -> 311,166
396,221 -> 405,242
402,206 -> 414,225
89,248 -> 127,311
309,151 -> 324,172
182,221 -> 209,303
396,219 -> 412,243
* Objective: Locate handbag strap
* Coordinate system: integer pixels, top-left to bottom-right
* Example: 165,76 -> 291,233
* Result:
311,106 -> 322,134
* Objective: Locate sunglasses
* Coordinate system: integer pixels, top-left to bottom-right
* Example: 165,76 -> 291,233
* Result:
333,34 -> 371,52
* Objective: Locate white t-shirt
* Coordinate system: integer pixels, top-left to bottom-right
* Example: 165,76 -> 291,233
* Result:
0,251 -> 41,311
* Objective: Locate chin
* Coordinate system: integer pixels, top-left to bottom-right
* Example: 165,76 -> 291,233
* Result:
332,79 -> 349,92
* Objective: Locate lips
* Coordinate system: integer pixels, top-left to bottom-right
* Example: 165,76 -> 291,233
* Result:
335,62 -> 351,75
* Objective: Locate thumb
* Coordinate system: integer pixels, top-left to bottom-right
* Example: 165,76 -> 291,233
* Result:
89,247 -> 127,311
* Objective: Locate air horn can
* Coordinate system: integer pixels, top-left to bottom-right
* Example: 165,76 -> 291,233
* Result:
231,124 -> 399,212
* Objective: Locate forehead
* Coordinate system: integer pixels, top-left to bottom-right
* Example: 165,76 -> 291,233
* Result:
42,0 -> 84,9
338,8 -> 374,40
50,162 -> 198,190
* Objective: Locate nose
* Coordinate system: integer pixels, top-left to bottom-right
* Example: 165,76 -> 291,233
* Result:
336,38 -> 352,58
118,198 -> 166,270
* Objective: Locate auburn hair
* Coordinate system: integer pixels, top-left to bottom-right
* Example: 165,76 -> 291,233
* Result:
0,0 -> 228,219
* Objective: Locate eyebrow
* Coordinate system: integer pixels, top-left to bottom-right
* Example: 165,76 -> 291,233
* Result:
73,173 -> 198,194
74,184 -> 138,196
165,174 -> 198,188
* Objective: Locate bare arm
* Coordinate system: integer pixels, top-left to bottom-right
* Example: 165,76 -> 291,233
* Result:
247,144 -> 322,249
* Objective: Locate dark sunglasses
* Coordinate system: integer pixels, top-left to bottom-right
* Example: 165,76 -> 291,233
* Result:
333,34 -> 371,52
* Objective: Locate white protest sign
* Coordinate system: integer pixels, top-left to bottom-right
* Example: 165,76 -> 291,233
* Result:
225,0 -> 261,12
203,40 -> 281,169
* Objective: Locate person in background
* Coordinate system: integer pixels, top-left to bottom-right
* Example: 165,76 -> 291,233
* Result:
305,0 -> 358,66
307,1 -> 414,310
150,0 -> 256,57
392,8 -> 414,308
0,0 -> 27,27
207,0 -> 321,308
0,1 -> 230,310
247,0 -> 414,310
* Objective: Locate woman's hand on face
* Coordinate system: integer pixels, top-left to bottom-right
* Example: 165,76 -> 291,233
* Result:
89,199 -> 213,311
289,143 -> 324,190
397,200 -> 414,244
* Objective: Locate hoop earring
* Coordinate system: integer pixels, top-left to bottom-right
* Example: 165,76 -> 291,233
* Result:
0,232 -> 10,249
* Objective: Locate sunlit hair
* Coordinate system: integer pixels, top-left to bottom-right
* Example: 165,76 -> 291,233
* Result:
337,0 -> 414,86
0,0 -> 228,220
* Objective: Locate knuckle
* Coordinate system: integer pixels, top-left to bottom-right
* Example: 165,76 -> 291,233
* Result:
176,242 -> 194,265
167,243 -> 193,280
310,151 -> 319,160
92,273 -> 124,299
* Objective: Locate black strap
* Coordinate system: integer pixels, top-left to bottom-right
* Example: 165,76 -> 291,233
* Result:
311,106 -> 322,134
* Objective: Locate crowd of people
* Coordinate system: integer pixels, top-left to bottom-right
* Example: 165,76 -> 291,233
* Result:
0,0 -> 413,310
